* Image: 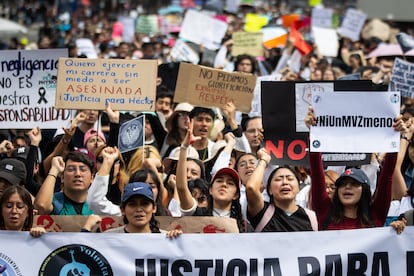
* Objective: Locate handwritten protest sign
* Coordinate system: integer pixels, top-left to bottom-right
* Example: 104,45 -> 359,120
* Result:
389,58 -> 414,98
0,49 -> 70,129
232,31 -> 263,57
310,91 -> 400,153
174,63 -> 256,113
337,8 -> 367,41
179,9 -> 228,50
55,58 -> 157,111
136,15 -> 159,35
311,7 -> 333,28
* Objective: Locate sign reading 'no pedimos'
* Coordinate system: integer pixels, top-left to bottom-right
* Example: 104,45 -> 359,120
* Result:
55,58 -> 157,111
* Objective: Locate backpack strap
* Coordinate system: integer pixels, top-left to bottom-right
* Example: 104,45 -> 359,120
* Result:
255,204 -> 275,232
304,208 -> 318,231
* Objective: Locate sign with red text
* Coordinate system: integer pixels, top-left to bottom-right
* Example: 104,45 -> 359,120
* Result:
174,63 -> 256,113
33,215 -> 239,233
0,49 -> 70,129
1,228 -> 413,275
55,58 -> 157,111
262,80 -> 373,165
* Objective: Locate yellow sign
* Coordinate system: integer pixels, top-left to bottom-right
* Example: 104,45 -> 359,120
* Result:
174,63 -> 256,113
232,31 -> 264,57
56,58 -> 158,111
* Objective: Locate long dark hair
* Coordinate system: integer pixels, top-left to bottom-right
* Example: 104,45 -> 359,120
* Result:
330,181 -> 374,228
0,186 -> 34,231
266,165 -> 301,203
206,175 -> 245,232
120,197 -> 160,233
128,168 -> 168,216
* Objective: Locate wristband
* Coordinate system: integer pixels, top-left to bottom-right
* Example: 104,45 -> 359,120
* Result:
180,144 -> 188,149
48,174 -> 57,180
401,135 -> 411,143
61,138 -> 70,144
259,159 -> 269,168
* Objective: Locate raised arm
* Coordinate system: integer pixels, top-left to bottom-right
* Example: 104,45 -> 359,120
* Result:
34,156 -> 65,214
246,148 -> 271,217
176,119 -> 200,211
87,146 -> 121,215
392,117 -> 413,200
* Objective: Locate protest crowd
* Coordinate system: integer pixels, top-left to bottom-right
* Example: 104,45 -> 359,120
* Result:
1,0 -> 414,272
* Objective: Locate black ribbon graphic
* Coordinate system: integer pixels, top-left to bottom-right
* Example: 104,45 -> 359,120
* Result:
37,87 -> 48,104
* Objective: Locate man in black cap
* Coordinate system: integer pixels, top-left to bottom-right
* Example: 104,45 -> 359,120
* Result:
0,158 -> 27,199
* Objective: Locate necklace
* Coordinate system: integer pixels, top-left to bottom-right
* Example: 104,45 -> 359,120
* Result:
213,208 -> 230,217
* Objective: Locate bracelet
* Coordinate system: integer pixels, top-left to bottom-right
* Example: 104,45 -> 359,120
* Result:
259,159 -> 269,168
48,174 -> 57,179
180,144 -> 188,149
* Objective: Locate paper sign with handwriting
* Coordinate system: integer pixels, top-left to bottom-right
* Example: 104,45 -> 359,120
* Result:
174,63 -> 256,113
56,58 -> 157,111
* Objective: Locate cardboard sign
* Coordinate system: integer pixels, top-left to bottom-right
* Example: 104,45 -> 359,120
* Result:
389,58 -> 414,98
33,215 -> 239,233
337,8 -> 367,41
232,31 -> 263,57
118,115 -> 145,153
179,9 -> 228,50
261,80 -> 373,166
55,58 -> 157,111
136,15 -> 159,35
0,49 -> 70,129
174,63 -> 256,113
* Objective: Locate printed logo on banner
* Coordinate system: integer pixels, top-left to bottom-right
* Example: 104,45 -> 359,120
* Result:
0,252 -> 22,276
38,244 -> 113,276
390,93 -> 400,104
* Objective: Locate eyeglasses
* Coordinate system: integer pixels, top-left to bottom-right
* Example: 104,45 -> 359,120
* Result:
3,202 -> 27,211
65,165 -> 90,173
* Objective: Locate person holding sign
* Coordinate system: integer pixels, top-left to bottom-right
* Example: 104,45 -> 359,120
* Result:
175,120 -> 250,233
245,148 -> 317,232
305,106 -> 402,230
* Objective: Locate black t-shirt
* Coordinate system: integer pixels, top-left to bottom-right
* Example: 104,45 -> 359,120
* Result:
248,202 -> 313,232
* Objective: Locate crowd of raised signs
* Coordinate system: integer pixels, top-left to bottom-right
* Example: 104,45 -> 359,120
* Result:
1,0 -> 414,236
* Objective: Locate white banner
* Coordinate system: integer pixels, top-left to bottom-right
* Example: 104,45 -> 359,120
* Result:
170,39 -> 200,64
310,91 -> 400,153
0,49 -> 71,129
312,26 -> 339,57
0,227 -> 413,275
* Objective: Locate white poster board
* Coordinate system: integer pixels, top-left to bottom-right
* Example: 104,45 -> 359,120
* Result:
337,8 -> 367,41
0,49 -> 70,129
310,91 -> 400,153
179,9 -> 228,50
